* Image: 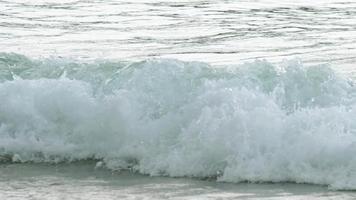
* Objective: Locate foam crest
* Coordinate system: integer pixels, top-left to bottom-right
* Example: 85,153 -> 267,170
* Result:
0,53 -> 356,190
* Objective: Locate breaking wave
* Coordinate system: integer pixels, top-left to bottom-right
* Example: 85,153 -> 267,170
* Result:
1,52 -> 356,190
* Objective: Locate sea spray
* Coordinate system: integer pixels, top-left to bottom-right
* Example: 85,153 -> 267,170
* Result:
0,53 -> 356,190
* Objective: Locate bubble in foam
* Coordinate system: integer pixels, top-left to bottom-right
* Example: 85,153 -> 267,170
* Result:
0,53 -> 356,189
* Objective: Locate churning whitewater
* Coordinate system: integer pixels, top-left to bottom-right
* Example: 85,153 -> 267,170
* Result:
0,53 -> 356,190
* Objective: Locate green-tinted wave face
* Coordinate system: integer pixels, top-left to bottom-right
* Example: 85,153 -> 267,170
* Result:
0,52 -> 356,190
1,52 -> 354,109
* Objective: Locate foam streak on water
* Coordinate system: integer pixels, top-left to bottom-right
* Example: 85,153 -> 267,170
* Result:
0,53 -> 356,190
1,163 -> 356,200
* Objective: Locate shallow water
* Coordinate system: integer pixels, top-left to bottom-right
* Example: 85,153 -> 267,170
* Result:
1,163 -> 356,200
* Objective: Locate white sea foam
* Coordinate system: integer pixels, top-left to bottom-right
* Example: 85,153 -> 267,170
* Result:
0,53 -> 356,190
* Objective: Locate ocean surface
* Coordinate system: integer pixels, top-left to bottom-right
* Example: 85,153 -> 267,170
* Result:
1,0 -> 356,199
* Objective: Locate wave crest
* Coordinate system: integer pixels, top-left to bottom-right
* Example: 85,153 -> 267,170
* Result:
1,53 -> 356,190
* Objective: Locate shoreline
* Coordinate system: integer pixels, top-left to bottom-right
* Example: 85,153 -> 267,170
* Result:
1,163 -> 355,199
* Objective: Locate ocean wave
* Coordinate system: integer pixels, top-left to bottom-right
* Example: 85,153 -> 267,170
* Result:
1,52 -> 356,190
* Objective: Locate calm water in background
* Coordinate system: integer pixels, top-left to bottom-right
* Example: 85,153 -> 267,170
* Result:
1,0 -> 356,199
1,0 -> 356,72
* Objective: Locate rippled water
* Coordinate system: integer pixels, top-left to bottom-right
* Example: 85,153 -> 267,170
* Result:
1,0 -> 356,71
